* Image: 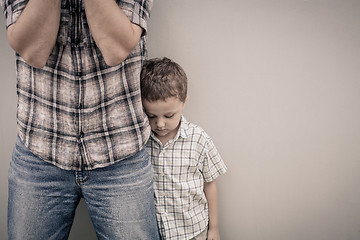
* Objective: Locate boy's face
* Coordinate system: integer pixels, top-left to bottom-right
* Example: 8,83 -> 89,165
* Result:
142,97 -> 186,143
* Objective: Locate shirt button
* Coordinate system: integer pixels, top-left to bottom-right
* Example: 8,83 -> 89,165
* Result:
78,103 -> 82,109
79,131 -> 84,139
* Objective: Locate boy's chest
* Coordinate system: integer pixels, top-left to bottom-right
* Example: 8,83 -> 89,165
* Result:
151,144 -> 204,176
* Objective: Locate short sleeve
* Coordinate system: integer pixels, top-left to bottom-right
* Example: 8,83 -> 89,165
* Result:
1,0 -> 27,29
118,0 -> 153,35
201,134 -> 227,182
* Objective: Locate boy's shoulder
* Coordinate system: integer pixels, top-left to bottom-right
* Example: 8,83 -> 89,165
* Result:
181,116 -> 211,141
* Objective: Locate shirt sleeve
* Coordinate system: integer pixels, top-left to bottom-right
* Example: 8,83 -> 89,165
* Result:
118,0 -> 153,35
1,0 -> 27,29
201,133 -> 227,182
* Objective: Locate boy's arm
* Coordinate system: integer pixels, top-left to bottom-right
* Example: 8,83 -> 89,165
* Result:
204,180 -> 221,240
84,0 -> 144,66
6,0 -> 61,68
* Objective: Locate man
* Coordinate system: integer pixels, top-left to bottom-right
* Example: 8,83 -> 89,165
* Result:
1,0 -> 159,239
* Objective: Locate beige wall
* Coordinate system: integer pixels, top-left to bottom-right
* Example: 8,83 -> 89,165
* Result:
1,1 -> 360,239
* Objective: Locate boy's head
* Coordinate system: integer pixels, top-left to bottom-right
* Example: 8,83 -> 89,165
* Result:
140,57 -> 188,143
140,57 -> 187,103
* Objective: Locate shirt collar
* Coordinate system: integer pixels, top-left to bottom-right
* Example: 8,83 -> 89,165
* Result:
178,115 -> 190,139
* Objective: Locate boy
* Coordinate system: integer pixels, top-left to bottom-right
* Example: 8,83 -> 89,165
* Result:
140,57 -> 227,240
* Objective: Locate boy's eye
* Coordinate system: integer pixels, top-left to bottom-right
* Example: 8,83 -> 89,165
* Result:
147,115 -> 156,119
165,114 -> 175,119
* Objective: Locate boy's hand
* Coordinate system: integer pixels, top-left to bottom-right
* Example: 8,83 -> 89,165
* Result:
207,227 -> 221,240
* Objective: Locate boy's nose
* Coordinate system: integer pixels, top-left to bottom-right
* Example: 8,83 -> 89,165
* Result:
156,119 -> 165,128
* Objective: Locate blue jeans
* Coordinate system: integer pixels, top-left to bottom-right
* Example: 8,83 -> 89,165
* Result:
8,136 -> 160,240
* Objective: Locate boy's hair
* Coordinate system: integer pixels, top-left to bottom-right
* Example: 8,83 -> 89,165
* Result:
140,57 -> 187,102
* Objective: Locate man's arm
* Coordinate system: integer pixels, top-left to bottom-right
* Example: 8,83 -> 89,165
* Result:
84,0 -> 143,66
204,180 -> 221,240
6,0 -> 61,68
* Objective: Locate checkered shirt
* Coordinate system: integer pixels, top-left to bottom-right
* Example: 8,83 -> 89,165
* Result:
1,0 -> 153,170
146,116 -> 227,240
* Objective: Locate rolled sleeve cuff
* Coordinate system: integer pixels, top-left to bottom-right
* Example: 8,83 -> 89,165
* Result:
121,0 -> 152,36
2,0 -> 25,29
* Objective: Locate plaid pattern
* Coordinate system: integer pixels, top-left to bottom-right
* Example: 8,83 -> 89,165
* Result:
1,0 -> 153,170
147,116 -> 227,240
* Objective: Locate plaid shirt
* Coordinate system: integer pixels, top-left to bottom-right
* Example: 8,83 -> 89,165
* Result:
1,0 -> 153,170
147,116 -> 227,240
